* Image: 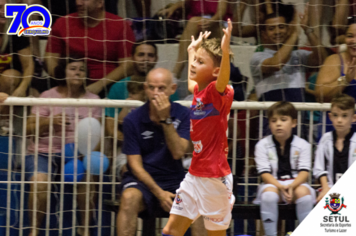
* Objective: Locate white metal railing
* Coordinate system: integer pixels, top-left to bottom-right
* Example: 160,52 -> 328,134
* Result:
0,98 -> 332,235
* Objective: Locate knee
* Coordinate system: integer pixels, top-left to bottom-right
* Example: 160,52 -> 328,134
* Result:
294,186 -> 310,199
119,189 -> 143,212
0,69 -> 22,92
30,174 -> 49,193
261,191 -> 279,204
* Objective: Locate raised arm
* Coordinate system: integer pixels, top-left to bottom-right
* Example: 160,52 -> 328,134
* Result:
216,19 -> 232,93
187,31 -> 211,93
260,31 -> 298,75
300,4 -> 328,67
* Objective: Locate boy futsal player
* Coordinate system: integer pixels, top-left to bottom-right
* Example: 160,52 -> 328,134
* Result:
313,94 -> 356,202
253,101 -> 315,236
162,19 -> 235,236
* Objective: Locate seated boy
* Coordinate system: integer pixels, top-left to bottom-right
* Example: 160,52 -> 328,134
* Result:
313,94 -> 356,202
253,101 -> 315,236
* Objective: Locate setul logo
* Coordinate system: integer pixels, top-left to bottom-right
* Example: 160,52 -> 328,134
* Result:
324,193 -> 347,215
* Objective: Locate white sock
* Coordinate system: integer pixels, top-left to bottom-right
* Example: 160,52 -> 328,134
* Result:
260,191 -> 279,236
296,195 -> 313,223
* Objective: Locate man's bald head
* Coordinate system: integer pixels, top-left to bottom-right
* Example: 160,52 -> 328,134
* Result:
144,68 -> 177,102
146,68 -> 175,85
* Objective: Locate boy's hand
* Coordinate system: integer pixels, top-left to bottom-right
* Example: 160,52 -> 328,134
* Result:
221,19 -> 232,52
280,185 -> 292,204
317,186 -> 330,203
187,31 -> 211,53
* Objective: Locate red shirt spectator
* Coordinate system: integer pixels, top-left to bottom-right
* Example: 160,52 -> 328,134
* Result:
46,12 -> 135,82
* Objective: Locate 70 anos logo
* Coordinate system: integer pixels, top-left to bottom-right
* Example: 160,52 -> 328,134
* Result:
5,4 -> 52,36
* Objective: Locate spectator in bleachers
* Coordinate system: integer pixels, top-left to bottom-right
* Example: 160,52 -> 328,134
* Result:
25,57 -> 101,236
253,101 -> 315,236
158,0 -> 233,79
116,68 -> 207,236
250,6 -> 327,103
232,0 -> 294,42
316,16 -> 356,102
133,0 -> 151,18
0,0 -> 35,99
250,6 -> 328,135
313,94 -> 356,203
44,0 -> 135,97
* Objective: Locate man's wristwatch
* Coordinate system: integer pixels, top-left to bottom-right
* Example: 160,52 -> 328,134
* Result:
338,76 -> 349,86
304,27 -> 314,36
160,117 -> 173,125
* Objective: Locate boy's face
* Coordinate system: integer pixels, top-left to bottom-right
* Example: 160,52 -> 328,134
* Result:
269,113 -> 296,140
263,16 -> 288,45
329,106 -> 356,134
190,48 -> 219,83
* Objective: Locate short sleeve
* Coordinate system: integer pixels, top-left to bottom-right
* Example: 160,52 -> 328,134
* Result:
250,52 -> 273,84
122,116 -> 141,155
46,18 -> 64,54
175,107 -> 190,141
297,141 -> 311,172
298,50 -> 313,66
207,81 -> 234,115
105,82 -> 127,117
254,140 -> 272,175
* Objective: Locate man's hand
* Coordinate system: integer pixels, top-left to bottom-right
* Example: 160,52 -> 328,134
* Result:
157,190 -> 176,212
0,93 -> 8,103
11,86 -> 27,98
299,3 -> 309,31
151,93 -> 171,121
187,31 -> 211,53
317,186 -> 330,203
157,6 -> 176,19
221,18 -> 232,53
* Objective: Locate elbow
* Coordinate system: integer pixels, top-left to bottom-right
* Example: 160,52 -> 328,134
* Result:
172,152 -> 184,160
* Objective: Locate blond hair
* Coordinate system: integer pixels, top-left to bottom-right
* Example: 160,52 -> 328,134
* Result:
199,38 -> 233,66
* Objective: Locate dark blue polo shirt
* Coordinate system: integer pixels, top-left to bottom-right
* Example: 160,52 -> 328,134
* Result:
122,101 -> 190,182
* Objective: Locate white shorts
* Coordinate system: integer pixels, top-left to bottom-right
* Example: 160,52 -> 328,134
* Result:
170,172 -> 235,231
252,179 -> 316,204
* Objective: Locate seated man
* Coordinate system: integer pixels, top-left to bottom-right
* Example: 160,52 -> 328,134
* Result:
45,0 -> 135,97
105,41 -> 179,158
116,68 -> 206,236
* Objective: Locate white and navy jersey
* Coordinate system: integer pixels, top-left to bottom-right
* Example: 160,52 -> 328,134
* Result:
254,135 -> 311,180
313,131 -> 356,187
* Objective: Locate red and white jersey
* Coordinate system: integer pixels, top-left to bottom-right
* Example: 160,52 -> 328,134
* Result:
189,81 -> 234,177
